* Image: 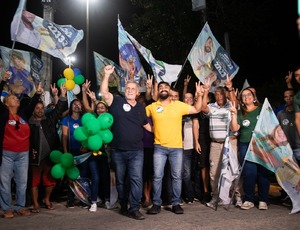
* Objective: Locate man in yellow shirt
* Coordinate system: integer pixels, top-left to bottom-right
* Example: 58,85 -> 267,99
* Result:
146,81 -> 203,215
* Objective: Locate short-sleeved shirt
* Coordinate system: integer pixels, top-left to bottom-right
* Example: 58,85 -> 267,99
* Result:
206,100 -> 232,142
237,106 -> 261,143
146,100 -> 190,148
109,95 -> 148,150
61,116 -> 82,155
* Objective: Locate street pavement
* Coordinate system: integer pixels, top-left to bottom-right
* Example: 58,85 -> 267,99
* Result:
1,184 -> 299,230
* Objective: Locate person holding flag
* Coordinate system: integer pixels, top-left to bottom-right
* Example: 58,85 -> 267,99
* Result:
229,87 -> 270,210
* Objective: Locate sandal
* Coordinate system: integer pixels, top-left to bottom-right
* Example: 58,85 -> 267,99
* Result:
31,208 -> 40,213
42,200 -> 54,210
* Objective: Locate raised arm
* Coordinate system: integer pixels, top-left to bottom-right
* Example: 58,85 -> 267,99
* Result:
182,75 -> 191,101
285,71 -> 293,89
100,65 -> 115,106
224,74 -> 238,108
82,79 -> 93,113
145,74 -> 153,102
201,79 -> 210,114
50,83 -> 59,105
229,101 -> 240,132
189,81 -> 204,114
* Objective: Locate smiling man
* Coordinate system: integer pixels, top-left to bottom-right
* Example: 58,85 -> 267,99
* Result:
145,81 -> 203,215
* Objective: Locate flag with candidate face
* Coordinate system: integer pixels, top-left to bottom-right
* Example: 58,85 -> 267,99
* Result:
11,0 -> 84,64
187,22 -> 239,88
0,45 -> 43,97
245,98 -> 300,214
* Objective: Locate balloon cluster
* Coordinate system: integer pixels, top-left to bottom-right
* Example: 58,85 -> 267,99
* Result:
57,67 -> 85,95
50,150 -> 80,180
74,112 -> 114,151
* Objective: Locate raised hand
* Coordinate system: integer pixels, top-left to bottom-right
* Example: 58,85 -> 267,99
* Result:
60,84 -> 67,97
50,83 -> 58,96
224,74 -> 233,90
82,79 -> 91,92
86,89 -> 96,101
146,74 -> 153,89
203,78 -> 211,92
36,82 -> 44,94
285,71 -> 292,85
104,65 -> 115,75
184,75 -> 192,86
195,81 -> 204,97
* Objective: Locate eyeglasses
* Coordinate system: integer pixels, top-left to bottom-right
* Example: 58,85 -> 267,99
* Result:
15,120 -> 20,130
97,106 -> 106,110
72,103 -> 82,107
241,93 -> 253,98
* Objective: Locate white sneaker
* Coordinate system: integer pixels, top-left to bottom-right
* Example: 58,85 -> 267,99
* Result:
258,201 -> 268,210
235,197 -> 243,207
206,197 -> 217,209
89,203 -> 97,212
241,201 -> 254,210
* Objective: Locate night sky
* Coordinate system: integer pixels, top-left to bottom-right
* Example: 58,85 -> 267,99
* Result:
1,0 -> 300,100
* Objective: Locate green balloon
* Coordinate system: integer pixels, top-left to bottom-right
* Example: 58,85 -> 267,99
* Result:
98,112 -> 114,130
57,78 -> 66,87
60,153 -> 74,168
51,163 -> 66,179
85,118 -> 101,136
98,129 -> 113,144
87,134 -> 103,151
81,140 -> 89,148
74,74 -> 85,85
50,150 -> 63,164
74,127 -> 88,142
82,113 -> 96,126
66,166 -> 80,180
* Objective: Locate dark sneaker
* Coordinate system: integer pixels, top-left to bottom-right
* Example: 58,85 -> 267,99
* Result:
172,205 -> 184,214
79,201 -> 89,209
66,200 -> 75,208
202,192 -> 211,204
16,208 -> 31,216
3,210 -> 14,218
147,204 -> 161,214
128,210 -> 145,220
119,207 -> 129,216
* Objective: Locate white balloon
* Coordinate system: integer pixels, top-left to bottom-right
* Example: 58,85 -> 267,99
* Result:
72,84 -> 81,95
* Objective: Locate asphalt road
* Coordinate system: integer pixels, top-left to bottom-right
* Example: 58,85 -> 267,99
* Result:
1,184 -> 299,230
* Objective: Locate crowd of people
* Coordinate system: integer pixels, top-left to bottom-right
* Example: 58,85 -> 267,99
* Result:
0,65 -> 299,220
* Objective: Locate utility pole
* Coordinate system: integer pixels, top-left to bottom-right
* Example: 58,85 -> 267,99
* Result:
40,0 -> 56,105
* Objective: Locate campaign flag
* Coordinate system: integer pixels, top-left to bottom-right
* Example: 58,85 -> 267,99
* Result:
187,22 -> 239,89
126,32 -> 182,85
69,178 -> 91,205
218,136 -> 240,204
241,79 -> 250,91
245,98 -> 300,214
11,0 -> 84,64
118,18 -> 147,92
0,45 -> 43,97
93,51 -> 127,93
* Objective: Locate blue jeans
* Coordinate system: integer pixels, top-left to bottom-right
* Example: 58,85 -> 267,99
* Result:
0,150 -> 29,211
152,145 -> 183,206
239,142 -> 270,203
182,149 -> 194,199
111,149 -> 143,212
